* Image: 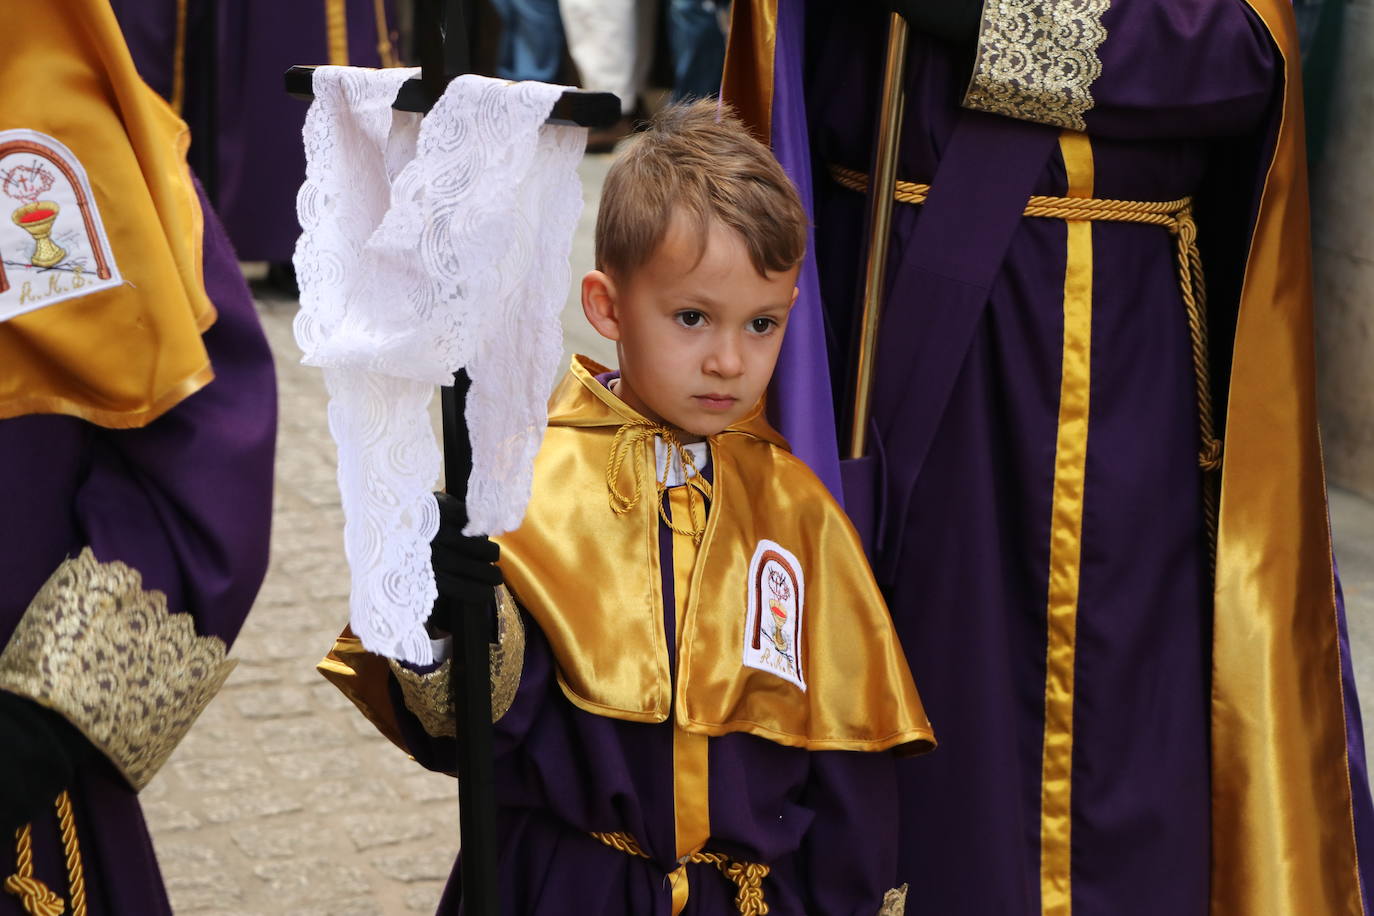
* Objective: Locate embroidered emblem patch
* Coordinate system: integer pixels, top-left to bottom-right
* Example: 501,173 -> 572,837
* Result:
0,129 -> 121,322
743,539 -> 806,691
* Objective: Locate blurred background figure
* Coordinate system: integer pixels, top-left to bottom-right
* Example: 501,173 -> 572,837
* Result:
560,0 -> 728,151
559,0 -> 657,150
490,0 -> 566,82
113,0 -> 401,295
216,0 -> 399,294
665,0 -> 729,102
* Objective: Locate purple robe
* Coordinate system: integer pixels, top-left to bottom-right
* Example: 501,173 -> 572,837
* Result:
216,0 -> 398,262
736,1 -> 1374,912
386,407 -> 901,915
0,183 -> 276,916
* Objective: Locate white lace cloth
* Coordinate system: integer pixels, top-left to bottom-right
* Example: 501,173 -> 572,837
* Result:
293,67 -> 585,663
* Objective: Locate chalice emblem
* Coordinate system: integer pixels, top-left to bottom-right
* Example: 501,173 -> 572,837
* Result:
766,567 -> 794,662
4,160 -> 66,268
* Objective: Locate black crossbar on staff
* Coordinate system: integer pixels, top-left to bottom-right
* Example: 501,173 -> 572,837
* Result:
283,65 -> 620,126
284,3 -> 618,914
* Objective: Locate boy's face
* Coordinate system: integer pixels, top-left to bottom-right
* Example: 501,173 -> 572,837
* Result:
582,214 -> 800,438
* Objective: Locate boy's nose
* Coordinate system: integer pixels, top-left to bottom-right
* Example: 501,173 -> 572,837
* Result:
704,336 -> 745,377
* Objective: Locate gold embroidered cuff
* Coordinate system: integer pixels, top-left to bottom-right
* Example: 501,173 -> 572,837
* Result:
962,0 -> 1110,132
0,548 -> 235,791
387,584 -> 526,738
878,883 -> 909,916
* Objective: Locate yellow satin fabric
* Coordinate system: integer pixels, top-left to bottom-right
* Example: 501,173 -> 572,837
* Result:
495,356 -> 935,755
1039,130 -> 1095,916
719,0 -> 777,144
1212,3 -> 1363,913
325,0 -> 350,65
668,487 -> 710,915
317,629 -> 413,759
0,0 -> 214,428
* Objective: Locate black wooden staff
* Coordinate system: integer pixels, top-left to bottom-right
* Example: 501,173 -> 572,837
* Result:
286,4 -> 618,912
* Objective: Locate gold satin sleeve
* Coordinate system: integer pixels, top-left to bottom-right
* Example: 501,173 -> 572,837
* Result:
0,548 -> 235,791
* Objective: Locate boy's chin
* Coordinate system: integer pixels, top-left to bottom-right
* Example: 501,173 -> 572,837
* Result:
671,414 -> 734,439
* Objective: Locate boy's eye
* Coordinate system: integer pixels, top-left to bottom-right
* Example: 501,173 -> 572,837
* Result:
676,310 -> 705,328
748,317 -> 778,335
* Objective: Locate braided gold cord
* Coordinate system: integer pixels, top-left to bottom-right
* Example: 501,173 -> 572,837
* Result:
606,421 -> 712,544
590,830 -> 649,857
5,825 -> 64,916
830,165 -> 1192,227
54,792 -> 86,916
831,163 -> 1222,560
591,831 -> 770,915
5,791 -> 87,916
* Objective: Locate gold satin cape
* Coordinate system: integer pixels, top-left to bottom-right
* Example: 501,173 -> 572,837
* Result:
0,0 -> 214,428
725,1 -> 1364,912
495,356 -> 934,754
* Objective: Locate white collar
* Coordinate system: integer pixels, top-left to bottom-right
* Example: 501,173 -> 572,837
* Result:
654,437 -> 709,487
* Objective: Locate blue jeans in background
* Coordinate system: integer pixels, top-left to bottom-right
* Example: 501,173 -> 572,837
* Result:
490,0 -> 566,83
667,0 -> 727,101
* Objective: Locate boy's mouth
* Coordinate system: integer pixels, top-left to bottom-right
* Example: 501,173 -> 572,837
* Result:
694,394 -> 738,411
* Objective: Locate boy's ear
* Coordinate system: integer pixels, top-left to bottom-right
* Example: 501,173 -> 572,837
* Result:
789,287 -> 800,309
581,270 -> 622,342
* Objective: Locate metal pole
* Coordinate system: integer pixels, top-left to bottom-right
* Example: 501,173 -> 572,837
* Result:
847,13 -> 909,460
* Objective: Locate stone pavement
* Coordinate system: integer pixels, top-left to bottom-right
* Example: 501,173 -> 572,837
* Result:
141,149 -> 1374,913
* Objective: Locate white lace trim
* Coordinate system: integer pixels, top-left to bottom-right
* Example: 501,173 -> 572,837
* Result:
293,67 -> 585,664
963,0 -> 1110,132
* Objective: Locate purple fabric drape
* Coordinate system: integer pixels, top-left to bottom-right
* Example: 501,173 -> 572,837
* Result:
761,0 -> 843,503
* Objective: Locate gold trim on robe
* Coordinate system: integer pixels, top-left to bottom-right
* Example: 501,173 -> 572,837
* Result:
668,486 -> 711,915
1212,2 -> 1364,912
0,549 -> 235,791
493,356 -> 935,756
325,0 -> 350,65
1038,129 -> 1095,916
719,0 -> 778,144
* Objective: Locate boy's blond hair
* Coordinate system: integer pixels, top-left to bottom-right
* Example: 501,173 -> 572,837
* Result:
594,100 -> 808,280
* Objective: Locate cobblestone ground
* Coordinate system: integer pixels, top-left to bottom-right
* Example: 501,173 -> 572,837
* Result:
140,294 -> 461,916
141,147 -> 1374,913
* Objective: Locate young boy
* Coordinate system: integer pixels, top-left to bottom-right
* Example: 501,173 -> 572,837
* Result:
321,101 -> 934,915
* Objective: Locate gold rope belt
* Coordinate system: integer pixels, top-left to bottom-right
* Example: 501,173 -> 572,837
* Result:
5,791 -> 87,916
591,830 -> 770,915
831,164 -> 1222,557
